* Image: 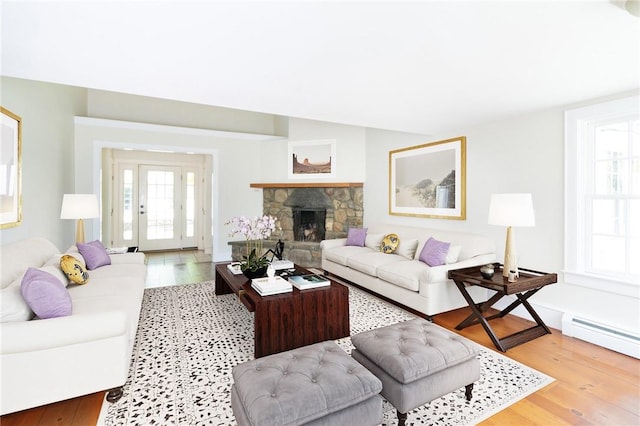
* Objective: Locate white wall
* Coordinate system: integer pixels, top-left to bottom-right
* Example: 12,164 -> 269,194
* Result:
259,117 -> 367,182
364,91 -> 640,336
0,77 -> 87,249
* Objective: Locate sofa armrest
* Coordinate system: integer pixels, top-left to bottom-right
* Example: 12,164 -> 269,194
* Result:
109,252 -> 146,264
449,254 -> 496,270
422,255 -> 497,284
0,310 -> 127,355
320,238 -> 347,251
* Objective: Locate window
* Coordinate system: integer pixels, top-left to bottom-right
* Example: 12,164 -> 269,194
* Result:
565,96 -> 639,296
122,169 -> 134,241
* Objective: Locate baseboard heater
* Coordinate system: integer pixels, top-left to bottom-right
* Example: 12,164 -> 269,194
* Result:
561,313 -> 640,359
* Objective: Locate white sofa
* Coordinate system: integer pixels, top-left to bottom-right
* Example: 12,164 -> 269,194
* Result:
0,237 -> 147,415
321,224 -> 496,318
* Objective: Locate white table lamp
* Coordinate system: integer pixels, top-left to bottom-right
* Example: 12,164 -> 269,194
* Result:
488,193 -> 535,277
60,194 -> 100,244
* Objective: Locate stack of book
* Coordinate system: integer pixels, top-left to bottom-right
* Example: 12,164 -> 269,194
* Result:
270,259 -> 295,270
251,276 -> 293,296
288,274 -> 330,290
227,262 -> 243,275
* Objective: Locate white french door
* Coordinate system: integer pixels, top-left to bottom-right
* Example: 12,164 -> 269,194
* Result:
114,163 -> 200,251
139,165 -> 181,250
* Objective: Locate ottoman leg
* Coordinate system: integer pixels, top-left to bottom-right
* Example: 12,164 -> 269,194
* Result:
465,383 -> 474,401
397,410 -> 407,426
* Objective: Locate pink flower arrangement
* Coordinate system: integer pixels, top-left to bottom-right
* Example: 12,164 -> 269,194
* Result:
226,215 -> 277,241
226,215 -> 278,273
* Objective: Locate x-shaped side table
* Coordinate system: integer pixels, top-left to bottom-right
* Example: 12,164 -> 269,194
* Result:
448,264 -> 557,352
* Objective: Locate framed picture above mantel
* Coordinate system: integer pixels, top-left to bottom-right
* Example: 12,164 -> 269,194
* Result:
389,136 -> 466,220
288,139 -> 336,179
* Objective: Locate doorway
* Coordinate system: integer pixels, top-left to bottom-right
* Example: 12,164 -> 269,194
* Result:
107,149 -> 206,251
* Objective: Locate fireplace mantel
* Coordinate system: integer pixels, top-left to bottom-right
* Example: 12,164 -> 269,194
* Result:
250,182 -> 363,188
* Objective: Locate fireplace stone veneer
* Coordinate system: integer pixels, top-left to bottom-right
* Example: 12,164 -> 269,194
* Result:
230,184 -> 364,268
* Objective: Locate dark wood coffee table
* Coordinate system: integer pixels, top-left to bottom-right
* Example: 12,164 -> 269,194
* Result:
215,263 -> 350,358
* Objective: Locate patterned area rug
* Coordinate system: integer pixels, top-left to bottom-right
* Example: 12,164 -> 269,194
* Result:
98,281 -> 554,425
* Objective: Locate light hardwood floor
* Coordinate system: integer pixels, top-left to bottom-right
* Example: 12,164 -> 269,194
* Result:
2,251 -> 638,425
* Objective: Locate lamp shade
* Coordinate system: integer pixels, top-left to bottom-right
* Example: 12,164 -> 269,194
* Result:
60,194 -> 99,219
488,193 -> 535,227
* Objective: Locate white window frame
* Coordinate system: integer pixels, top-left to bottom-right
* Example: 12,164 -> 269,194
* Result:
564,95 -> 640,298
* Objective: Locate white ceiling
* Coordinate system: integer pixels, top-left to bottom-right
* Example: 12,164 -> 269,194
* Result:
2,1 -> 638,135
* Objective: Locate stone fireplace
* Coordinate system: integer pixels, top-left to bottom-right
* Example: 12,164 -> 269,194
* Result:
229,183 -> 363,268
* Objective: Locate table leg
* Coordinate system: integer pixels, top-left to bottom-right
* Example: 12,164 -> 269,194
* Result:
453,280 -> 507,352
497,288 -> 540,317
456,291 -> 504,329
214,267 -> 232,295
515,292 -> 551,334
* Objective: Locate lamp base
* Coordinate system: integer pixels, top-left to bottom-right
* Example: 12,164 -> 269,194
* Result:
75,218 -> 86,245
503,226 -> 518,277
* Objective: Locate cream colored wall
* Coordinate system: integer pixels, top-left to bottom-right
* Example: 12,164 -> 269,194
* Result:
0,77 -> 87,249
87,89 -> 285,136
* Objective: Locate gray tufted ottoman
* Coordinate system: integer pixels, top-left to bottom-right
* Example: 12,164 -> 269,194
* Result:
351,318 -> 481,426
231,341 -> 383,426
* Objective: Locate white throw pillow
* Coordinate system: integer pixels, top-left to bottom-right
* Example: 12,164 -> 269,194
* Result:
445,245 -> 462,264
1,275 -> 34,322
396,239 -> 419,260
365,233 -> 385,251
38,264 -> 70,288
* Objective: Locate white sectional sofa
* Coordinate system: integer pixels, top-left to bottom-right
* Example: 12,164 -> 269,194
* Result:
321,224 -> 496,318
0,237 -> 147,415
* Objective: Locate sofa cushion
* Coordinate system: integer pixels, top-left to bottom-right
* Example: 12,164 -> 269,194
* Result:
418,237 -> 451,267
60,255 -> 90,285
86,263 -> 148,281
325,246 -> 372,266
346,227 -> 367,247
21,267 -> 72,319
381,233 -> 400,254
0,238 -> 60,289
377,260 -> 429,292
1,275 -> 33,322
348,252 -> 403,277
78,240 -> 112,270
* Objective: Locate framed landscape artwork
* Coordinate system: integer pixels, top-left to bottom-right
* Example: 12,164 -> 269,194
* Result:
389,136 -> 466,220
0,107 -> 22,228
288,139 -> 336,179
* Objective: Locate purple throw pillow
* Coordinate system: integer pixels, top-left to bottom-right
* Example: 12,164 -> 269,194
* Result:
21,267 -> 72,319
77,240 -> 111,270
345,227 -> 367,247
418,237 -> 451,267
